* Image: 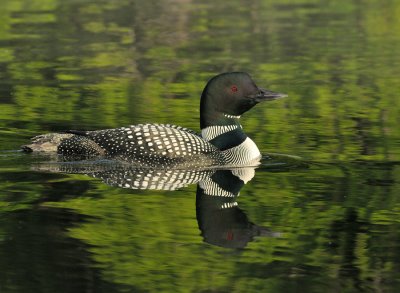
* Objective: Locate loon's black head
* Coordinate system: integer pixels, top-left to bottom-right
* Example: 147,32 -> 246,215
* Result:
200,72 -> 286,128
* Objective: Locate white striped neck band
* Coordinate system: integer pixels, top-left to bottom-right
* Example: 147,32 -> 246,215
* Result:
223,114 -> 241,119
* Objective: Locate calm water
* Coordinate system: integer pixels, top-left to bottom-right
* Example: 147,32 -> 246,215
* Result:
1,0 -> 400,292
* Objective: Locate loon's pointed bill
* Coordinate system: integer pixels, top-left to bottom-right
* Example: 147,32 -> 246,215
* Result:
253,88 -> 287,102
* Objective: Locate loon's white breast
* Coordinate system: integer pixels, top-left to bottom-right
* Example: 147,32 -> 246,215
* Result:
221,137 -> 261,166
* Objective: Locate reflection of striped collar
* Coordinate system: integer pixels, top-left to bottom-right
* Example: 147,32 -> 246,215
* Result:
221,202 -> 238,209
198,177 -> 236,198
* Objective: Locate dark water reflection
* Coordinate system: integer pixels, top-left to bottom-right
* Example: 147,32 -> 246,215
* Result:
1,153 -> 400,292
1,0 -> 400,292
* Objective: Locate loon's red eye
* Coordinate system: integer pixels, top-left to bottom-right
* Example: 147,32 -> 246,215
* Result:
231,85 -> 238,93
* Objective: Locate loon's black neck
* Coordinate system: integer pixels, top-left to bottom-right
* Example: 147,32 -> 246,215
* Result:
200,89 -> 240,128
200,88 -> 249,151
201,114 -> 247,151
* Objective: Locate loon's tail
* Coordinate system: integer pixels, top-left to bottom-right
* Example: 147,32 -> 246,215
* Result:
21,133 -> 74,153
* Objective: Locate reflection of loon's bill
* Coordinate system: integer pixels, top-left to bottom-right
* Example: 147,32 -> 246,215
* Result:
260,153 -> 309,170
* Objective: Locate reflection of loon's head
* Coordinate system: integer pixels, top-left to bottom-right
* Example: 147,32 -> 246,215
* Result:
196,168 -> 280,249
198,205 -> 277,249
200,72 -> 287,129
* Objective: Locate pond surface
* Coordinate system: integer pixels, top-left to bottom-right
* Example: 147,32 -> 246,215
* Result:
1,0 -> 400,292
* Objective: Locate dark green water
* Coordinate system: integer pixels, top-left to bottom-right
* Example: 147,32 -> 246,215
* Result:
1,0 -> 400,292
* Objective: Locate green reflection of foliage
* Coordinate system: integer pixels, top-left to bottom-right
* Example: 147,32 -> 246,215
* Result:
45,186 -> 240,291
39,162 -> 400,292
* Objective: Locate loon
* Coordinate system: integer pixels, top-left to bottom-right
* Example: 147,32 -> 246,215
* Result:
22,72 -> 286,167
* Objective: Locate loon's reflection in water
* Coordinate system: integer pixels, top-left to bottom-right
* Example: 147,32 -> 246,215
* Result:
33,159 -> 281,248
196,168 -> 281,248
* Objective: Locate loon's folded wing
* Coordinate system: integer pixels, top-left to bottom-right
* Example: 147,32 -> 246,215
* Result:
24,124 -> 226,167
76,123 -> 225,167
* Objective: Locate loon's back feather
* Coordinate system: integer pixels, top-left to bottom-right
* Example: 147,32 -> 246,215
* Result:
24,124 -> 226,168
66,123 -> 201,138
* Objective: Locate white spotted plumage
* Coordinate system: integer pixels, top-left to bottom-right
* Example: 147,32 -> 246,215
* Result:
91,168 -> 213,190
75,123 -> 226,168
